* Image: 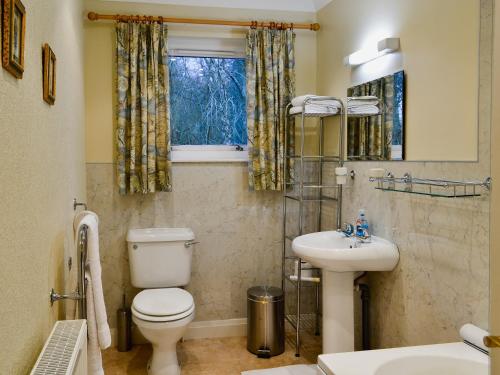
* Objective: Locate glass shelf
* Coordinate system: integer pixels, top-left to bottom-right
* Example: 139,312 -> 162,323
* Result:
371,174 -> 491,198
285,275 -> 321,286
347,112 -> 381,118
285,155 -> 340,162
285,182 -> 339,189
284,194 -> 338,202
288,111 -> 341,118
374,187 -> 482,198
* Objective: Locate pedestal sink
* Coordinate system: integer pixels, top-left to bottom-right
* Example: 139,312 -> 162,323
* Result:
292,231 -> 399,354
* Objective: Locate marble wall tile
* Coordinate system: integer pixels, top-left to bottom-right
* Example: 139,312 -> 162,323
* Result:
87,163 -> 283,328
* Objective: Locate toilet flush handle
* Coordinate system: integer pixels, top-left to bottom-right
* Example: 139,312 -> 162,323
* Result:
184,240 -> 200,248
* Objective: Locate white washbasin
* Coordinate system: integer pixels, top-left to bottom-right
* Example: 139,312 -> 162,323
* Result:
292,231 -> 399,354
292,231 -> 399,272
318,342 -> 488,375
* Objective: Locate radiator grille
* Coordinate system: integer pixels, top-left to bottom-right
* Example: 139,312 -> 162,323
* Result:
31,320 -> 86,375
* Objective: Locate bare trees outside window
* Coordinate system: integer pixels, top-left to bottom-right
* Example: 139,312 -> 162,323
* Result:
168,56 -> 247,146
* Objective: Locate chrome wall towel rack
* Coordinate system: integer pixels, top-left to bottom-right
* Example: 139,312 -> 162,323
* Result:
370,172 -> 491,198
50,224 -> 88,319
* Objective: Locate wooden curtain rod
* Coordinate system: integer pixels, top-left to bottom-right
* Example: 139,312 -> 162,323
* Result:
87,12 -> 320,31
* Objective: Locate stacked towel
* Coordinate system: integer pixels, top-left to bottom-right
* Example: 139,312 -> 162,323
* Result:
347,96 -> 380,115
290,94 -> 342,115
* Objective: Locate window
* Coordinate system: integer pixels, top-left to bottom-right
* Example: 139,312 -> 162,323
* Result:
169,56 -> 247,146
167,37 -> 247,162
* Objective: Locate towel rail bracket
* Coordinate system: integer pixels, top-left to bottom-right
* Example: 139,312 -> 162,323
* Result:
49,289 -> 84,306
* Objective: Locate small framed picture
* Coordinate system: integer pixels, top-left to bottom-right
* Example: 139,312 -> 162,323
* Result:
2,0 -> 26,79
42,43 -> 56,105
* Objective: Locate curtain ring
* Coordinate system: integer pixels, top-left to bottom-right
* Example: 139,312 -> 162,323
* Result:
158,16 -> 164,23
290,23 -> 294,31
270,22 -> 276,30
250,20 -> 257,29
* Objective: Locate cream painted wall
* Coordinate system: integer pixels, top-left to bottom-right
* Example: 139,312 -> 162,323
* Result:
84,0 -> 317,163
317,0 -> 480,161
0,0 -> 86,373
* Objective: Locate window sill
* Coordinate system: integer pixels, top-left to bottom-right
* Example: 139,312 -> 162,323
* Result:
171,146 -> 248,163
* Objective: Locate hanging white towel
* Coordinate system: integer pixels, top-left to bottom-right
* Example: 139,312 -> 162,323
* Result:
86,272 -> 105,375
74,212 -> 111,375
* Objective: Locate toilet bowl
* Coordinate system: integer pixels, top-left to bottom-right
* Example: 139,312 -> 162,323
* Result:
127,227 -> 197,375
132,288 -> 195,375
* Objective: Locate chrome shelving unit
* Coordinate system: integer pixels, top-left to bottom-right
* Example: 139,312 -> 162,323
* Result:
282,97 -> 346,357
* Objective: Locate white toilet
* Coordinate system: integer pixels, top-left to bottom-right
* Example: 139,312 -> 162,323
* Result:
127,227 -> 196,375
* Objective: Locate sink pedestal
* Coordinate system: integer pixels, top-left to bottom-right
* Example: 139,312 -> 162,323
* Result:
322,271 -> 354,353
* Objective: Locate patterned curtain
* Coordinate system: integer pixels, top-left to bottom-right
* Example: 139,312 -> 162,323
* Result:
246,28 -> 295,191
116,22 -> 172,195
347,74 -> 395,160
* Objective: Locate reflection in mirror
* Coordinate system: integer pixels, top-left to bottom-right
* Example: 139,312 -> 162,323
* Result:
347,71 -> 405,161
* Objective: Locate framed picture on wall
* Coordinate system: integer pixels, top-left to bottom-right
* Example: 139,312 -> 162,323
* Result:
2,0 -> 26,79
42,43 -> 56,105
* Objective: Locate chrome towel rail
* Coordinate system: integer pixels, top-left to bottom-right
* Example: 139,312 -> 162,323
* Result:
50,224 -> 88,319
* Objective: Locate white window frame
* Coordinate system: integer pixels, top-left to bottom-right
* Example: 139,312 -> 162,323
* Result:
171,145 -> 248,163
168,36 -> 247,163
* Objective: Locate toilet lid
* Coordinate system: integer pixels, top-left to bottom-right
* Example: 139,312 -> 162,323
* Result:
133,288 -> 194,317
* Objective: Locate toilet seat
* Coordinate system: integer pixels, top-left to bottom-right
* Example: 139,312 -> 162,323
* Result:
132,303 -> 195,322
132,288 -> 195,322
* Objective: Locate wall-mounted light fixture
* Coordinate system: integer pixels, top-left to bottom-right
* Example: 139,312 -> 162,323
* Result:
344,37 -> 400,67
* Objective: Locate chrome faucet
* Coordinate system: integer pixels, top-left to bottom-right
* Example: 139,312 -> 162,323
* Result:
341,222 -> 371,243
341,223 -> 354,237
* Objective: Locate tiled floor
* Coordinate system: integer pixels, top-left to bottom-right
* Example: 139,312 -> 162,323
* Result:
103,333 -> 321,374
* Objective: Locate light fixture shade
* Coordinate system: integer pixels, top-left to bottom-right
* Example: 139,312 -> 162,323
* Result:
344,37 -> 400,67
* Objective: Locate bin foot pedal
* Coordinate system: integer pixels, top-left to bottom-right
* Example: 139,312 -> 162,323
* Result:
257,347 -> 271,359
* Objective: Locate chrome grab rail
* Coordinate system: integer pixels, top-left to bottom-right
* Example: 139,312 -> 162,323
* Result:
50,224 -> 88,319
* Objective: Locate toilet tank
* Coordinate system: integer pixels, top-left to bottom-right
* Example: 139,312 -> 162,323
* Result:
127,228 -> 195,288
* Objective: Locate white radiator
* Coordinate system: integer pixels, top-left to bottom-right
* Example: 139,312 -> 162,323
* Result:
31,320 -> 87,375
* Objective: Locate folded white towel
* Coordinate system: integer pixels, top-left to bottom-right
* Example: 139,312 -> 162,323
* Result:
347,95 -> 379,101
290,104 -> 339,115
292,95 -> 342,108
348,105 -> 380,115
74,212 -> 111,375
86,272 -> 105,375
348,96 -> 379,106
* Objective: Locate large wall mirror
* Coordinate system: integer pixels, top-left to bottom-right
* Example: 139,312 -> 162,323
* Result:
337,0 -> 484,162
347,71 -> 405,161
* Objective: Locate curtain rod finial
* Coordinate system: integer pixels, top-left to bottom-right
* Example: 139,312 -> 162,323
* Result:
311,23 -> 320,31
88,12 -> 98,21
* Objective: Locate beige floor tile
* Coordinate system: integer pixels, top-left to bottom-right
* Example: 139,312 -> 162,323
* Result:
103,333 -> 321,374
